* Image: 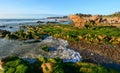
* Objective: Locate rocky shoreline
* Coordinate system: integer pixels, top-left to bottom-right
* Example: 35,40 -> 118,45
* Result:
0,23 -> 120,72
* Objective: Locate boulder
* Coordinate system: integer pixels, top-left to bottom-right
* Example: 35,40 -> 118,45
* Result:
89,15 -> 102,24
106,17 -> 120,24
41,62 -> 55,73
69,14 -> 87,28
37,21 -> 44,23
116,38 -> 120,42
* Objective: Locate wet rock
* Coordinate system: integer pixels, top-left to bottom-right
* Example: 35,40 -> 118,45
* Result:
37,21 -> 44,23
0,30 -> 10,38
23,39 -> 41,44
46,21 -> 59,24
41,36 -> 82,62
9,26 -> 13,28
0,25 -> 6,28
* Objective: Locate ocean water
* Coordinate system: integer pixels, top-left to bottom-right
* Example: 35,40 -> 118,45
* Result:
0,18 -> 70,32
0,19 -> 40,32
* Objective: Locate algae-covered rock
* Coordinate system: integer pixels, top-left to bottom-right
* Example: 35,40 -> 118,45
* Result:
1,56 -> 32,73
0,30 -> 10,38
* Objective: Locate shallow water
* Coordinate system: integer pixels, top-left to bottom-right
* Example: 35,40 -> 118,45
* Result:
0,36 -> 82,63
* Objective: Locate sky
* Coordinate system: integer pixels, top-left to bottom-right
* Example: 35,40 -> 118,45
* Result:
0,0 -> 120,18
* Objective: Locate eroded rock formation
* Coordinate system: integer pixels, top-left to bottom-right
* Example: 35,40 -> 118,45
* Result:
89,15 -> 102,24
69,14 -> 87,28
69,14 -> 120,28
106,17 -> 120,24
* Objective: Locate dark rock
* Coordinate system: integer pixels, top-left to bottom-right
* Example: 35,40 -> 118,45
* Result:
37,21 -> 44,23
46,21 -> 59,24
0,30 -> 10,38
9,26 -> 13,28
23,39 -> 41,44
0,25 -> 6,28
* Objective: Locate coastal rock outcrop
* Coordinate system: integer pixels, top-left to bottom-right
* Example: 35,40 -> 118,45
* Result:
89,15 -> 102,24
69,15 -> 87,28
106,17 -> 120,24
69,14 -> 120,27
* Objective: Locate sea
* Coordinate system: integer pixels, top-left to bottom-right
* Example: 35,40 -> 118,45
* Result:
0,18 -> 70,32
0,19 -> 41,32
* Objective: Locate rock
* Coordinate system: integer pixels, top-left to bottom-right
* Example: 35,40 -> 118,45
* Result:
37,21 -> 44,23
9,26 -> 13,28
42,36 -> 82,62
0,25 -> 6,28
41,62 -> 55,73
78,36 -> 83,40
89,15 -> 102,24
116,38 -> 120,42
46,21 -> 58,24
69,14 -> 87,28
97,35 -> 105,41
0,30 -> 10,38
42,36 -> 68,47
23,39 -> 41,44
106,17 -> 120,24
0,59 -> 3,71
112,41 -> 119,45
